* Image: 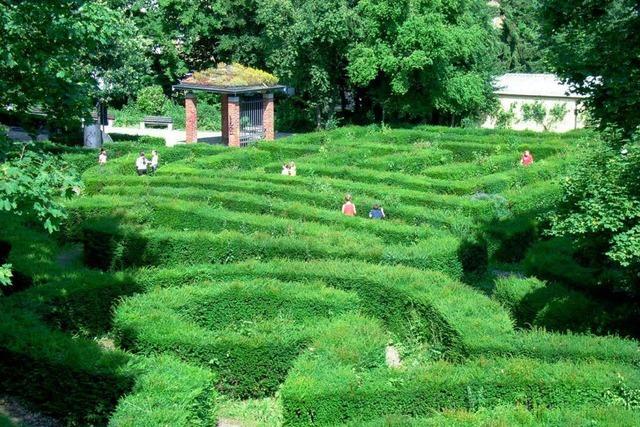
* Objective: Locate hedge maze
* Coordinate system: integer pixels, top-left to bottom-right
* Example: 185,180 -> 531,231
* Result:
1,126 -> 639,425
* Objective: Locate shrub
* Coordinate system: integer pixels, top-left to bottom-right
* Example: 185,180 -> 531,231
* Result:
109,355 -> 217,427
523,238 -> 599,290
0,309 -> 134,424
135,86 -> 167,115
113,279 -> 360,398
281,356 -> 640,426
493,276 -> 603,333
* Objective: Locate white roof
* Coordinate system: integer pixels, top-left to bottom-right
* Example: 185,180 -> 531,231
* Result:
494,73 -> 586,99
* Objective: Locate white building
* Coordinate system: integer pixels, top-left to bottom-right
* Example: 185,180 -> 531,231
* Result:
483,73 -> 587,132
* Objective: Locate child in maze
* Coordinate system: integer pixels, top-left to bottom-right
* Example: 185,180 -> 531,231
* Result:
520,150 -> 534,166
98,148 -> 107,167
369,203 -> 385,219
150,150 -> 159,173
281,163 -> 290,175
342,194 -> 356,216
289,162 -> 297,176
135,152 -> 148,176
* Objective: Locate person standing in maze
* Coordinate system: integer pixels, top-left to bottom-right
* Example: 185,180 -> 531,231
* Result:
342,194 -> 357,216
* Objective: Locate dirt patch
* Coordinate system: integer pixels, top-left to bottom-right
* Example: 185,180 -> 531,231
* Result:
0,396 -> 61,427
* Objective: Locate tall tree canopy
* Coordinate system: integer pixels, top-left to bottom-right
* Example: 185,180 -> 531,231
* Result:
347,0 -> 500,124
539,0 -> 640,132
0,0 -> 149,131
539,0 -> 640,294
497,0 -> 548,72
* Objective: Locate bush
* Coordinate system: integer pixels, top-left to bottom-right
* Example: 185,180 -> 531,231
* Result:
109,355 -> 217,427
135,86 -> 167,115
493,276 -> 604,333
113,279 -> 360,398
341,405 -> 640,426
281,356 -> 640,426
0,309 -> 134,424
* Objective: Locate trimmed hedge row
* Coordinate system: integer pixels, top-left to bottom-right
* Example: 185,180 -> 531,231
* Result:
97,169 -> 494,219
1,221 -> 216,425
135,260 -> 513,360
83,174 -> 478,233
0,309 -> 135,424
136,261 -> 640,366
81,220 -> 469,279
113,279 -> 361,397
493,276 -> 603,332
340,405 -> 640,426
281,355 -> 640,426
64,194 -> 441,245
76,187 -> 445,243
109,355 -> 217,427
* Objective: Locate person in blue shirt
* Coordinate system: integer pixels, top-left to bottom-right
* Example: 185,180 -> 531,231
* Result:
369,203 -> 385,219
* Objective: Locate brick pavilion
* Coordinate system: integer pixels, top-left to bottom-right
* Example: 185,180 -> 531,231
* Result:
173,64 -> 286,146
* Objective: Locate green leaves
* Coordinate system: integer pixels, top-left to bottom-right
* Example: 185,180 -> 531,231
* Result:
0,134 -> 82,234
0,264 -> 12,286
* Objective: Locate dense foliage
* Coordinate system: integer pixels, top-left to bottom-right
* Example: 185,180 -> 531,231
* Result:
497,0 -> 548,72
0,0 -> 149,134
2,128 -> 640,425
539,0 -> 640,132
549,130 -> 640,295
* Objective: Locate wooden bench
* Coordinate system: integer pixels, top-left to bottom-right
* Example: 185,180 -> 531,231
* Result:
140,116 -> 173,130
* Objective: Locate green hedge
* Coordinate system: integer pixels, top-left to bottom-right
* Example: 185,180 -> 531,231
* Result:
135,260 -> 513,360
113,279 -> 360,397
493,276 -> 603,332
281,355 -> 640,426
0,309 -> 134,425
80,220 -> 469,279
523,238 -> 599,290
341,405 -> 640,426
69,188 -> 444,243
136,261 -> 640,365
109,355 -> 217,426
83,174 -> 478,232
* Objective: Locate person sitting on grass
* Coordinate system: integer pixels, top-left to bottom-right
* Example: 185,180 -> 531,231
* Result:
289,161 -> 297,176
342,194 -> 356,217
150,150 -> 159,173
136,152 -> 148,176
369,203 -> 385,219
281,163 -> 290,175
520,150 -> 534,166
98,148 -> 107,167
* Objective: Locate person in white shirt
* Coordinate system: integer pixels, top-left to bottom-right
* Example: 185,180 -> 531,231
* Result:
289,162 -> 297,176
150,150 -> 159,173
136,152 -> 148,176
281,163 -> 290,175
98,148 -> 107,167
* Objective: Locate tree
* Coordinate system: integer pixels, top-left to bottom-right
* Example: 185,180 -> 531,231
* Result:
497,0 -> 548,72
347,0 -> 500,124
108,0 -> 264,90
539,0 -> 640,132
0,1 -> 150,136
256,0 -> 360,128
0,130 -> 82,287
521,101 -> 567,131
549,129 -> 640,295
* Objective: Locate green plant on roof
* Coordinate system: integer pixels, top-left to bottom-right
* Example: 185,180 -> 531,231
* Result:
184,63 -> 279,87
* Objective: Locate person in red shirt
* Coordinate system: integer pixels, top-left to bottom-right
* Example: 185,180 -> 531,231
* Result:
342,194 -> 356,216
520,150 -> 534,166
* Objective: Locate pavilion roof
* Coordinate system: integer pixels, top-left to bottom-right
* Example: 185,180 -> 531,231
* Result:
173,63 -> 285,95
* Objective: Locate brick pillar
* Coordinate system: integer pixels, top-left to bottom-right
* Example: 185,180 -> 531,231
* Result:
185,92 -> 197,143
221,94 -> 229,144
227,96 -> 240,147
263,93 -> 275,141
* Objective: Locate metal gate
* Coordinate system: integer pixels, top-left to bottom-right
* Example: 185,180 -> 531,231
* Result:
239,96 -> 264,146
